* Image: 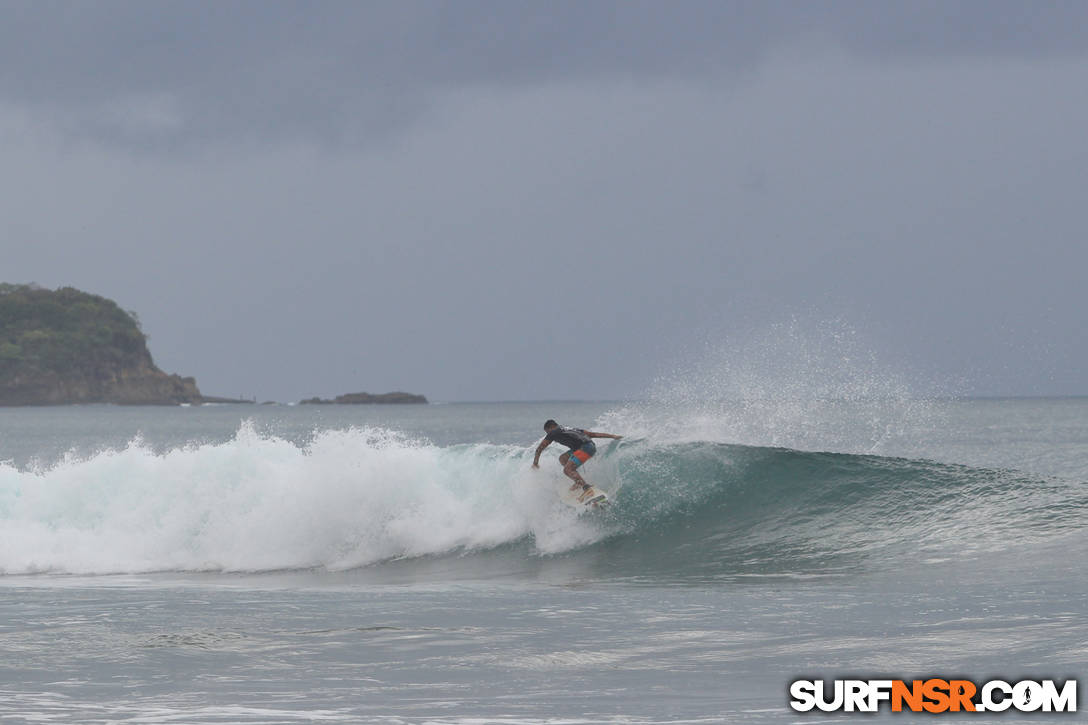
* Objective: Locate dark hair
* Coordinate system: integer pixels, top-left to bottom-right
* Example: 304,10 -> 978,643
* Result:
543,419 -> 558,430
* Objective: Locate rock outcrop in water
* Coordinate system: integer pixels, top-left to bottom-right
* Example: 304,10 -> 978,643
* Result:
0,284 -> 204,406
299,392 -> 428,405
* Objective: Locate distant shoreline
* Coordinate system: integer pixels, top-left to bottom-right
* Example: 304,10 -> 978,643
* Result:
299,392 -> 427,405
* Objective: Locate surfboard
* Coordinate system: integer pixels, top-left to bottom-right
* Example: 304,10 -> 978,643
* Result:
556,483 -> 609,509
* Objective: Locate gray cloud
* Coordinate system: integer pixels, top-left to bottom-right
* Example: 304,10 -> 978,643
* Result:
3,1 -> 1087,149
2,2 -> 1087,401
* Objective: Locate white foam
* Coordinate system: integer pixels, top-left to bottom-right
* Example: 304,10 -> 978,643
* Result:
0,422 -> 607,575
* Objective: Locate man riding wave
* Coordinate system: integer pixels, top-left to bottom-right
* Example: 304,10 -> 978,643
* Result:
532,419 -> 622,501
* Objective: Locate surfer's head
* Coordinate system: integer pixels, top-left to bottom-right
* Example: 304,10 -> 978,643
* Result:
543,419 -> 558,432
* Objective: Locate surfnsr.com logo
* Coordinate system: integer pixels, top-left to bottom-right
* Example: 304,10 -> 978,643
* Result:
789,678 -> 1077,713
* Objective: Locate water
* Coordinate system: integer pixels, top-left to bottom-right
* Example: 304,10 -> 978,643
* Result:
1,398 -> 1086,723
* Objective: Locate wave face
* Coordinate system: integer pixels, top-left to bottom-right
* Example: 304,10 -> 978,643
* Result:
2,422 -> 1085,579
594,441 -> 1088,581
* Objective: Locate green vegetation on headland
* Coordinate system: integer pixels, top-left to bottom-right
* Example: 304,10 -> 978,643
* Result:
0,284 -> 429,407
299,392 -> 428,405
0,284 -> 202,406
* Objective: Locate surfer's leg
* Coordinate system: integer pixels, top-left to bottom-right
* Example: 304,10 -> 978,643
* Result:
563,461 -> 590,494
559,452 -> 587,490
563,447 -> 593,492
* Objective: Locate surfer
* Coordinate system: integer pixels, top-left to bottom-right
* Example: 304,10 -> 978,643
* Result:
532,420 -> 622,500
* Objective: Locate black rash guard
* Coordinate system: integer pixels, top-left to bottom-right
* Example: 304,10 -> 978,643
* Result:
545,426 -> 592,450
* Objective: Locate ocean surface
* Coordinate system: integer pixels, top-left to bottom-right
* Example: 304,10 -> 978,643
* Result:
1,397 -> 1086,723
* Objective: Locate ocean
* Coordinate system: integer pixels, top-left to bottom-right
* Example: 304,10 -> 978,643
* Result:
1,398 -> 1086,723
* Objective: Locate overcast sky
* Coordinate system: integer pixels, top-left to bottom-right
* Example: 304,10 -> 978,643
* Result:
2,1 -> 1086,401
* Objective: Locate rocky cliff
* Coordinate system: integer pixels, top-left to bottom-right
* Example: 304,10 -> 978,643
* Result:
0,284 -> 203,406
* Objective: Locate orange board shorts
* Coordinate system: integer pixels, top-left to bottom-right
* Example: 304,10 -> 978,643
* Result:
569,441 -> 596,468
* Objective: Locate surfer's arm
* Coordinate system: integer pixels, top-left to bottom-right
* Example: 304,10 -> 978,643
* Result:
532,438 -> 552,467
584,431 -> 623,440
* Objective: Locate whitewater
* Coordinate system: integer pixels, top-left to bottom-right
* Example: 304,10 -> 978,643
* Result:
1,394 -> 1086,723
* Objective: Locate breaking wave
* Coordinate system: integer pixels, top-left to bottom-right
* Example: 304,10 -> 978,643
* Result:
1,422 -> 1084,579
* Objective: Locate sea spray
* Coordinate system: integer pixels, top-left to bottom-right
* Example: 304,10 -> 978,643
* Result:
598,318 -> 939,455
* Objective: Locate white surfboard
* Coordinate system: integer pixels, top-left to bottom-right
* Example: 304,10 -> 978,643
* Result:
556,482 -> 609,509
